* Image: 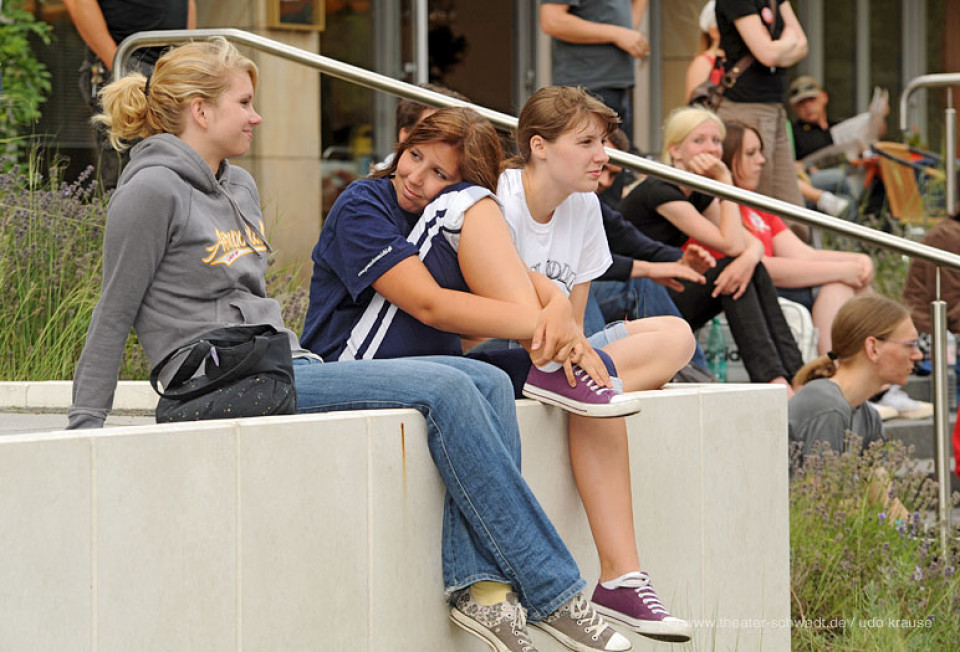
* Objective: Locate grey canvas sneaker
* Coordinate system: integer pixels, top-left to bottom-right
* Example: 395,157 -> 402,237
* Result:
531,593 -> 632,651
450,589 -> 539,652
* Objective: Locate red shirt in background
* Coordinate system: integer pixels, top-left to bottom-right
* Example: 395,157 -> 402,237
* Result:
685,204 -> 787,259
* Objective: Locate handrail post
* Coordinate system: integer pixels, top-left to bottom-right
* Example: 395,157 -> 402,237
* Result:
946,106 -> 956,216
930,290 -> 952,557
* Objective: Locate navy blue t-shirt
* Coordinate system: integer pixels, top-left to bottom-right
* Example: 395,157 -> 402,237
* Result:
301,177 -> 489,361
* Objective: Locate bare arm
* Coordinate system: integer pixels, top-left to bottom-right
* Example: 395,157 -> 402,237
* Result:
763,229 -> 873,288
540,3 -> 648,58
684,54 -> 714,102
733,2 -> 808,68
373,257 -> 544,339
632,0 -> 648,28
630,260 -> 706,292
64,0 -> 197,70
64,0 -> 118,70
457,198 -> 581,360
657,196 -> 746,256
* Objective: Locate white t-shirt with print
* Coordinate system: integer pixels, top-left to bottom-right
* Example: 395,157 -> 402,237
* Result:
496,168 -> 612,297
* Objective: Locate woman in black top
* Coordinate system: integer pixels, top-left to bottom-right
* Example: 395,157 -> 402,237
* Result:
714,0 -> 808,212
621,106 -> 803,390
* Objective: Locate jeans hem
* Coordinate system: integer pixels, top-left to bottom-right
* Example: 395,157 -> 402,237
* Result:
443,577 -> 586,622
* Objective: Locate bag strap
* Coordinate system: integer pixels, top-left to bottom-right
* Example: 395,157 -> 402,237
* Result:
150,334 -> 272,401
724,0 -> 778,85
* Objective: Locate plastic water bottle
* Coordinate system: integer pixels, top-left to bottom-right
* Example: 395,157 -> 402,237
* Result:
706,316 -> 727,382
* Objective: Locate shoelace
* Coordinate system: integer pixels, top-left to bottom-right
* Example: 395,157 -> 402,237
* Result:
632,577 -> 670,616
573,366 -> 613,397
505,601 -> 536,652
568,594 -> 612,639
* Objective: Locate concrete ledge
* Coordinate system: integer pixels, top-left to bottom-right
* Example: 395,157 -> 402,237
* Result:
0,381 -> 158,412
0,383 -> 790,651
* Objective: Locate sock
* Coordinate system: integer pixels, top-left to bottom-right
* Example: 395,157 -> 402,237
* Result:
600,571 -> 646,590
470,581 -> 512,606
536,361 -> 562,373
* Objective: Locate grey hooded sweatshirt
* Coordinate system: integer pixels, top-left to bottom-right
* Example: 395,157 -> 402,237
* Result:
68,134 -> 305,429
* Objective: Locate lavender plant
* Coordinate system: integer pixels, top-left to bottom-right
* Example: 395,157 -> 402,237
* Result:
0,158 -> 149,380
790,436 -> 960,649
1,158 -> 310,382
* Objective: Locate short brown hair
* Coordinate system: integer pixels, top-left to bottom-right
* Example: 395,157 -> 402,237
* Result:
373,107 -> 502,194
510,86 -> 620,166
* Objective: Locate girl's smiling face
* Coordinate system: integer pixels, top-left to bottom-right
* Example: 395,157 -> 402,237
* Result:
202,71 -> 261,162
670,119 -> 724,170
391,141 -> 462,213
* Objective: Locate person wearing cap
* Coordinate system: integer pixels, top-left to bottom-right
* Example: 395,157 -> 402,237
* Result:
788,75 -> 858,220
788,75 -> 834,160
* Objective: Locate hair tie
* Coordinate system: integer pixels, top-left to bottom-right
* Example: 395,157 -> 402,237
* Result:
827,351 -> 838,361
143,74 -> 152,98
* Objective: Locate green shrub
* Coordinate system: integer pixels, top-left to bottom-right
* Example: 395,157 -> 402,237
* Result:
790,437 -> 960,650
0,158 -> 310,382
0,3 -> 53,166
0,159 -> 147,380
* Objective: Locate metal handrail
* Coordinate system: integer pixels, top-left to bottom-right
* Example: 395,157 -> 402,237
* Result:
900,72 -> 960,554
117,29 -> 960,271
118,30 -> 958,544
899,72 -> 960,132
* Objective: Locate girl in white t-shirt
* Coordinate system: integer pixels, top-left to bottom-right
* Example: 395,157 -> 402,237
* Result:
482,86 -> 696,642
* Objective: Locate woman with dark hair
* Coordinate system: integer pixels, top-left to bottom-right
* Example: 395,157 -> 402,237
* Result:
69,40 -> 625,652
790,296 -> 922,453
719,120 -> 873,355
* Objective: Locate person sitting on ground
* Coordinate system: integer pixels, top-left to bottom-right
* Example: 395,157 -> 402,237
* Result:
684,1 -> 724,104
787,75 -> 859,219
587,128 -> 716,373
67,39 -> 625,652
790,295 -> 922,453
620,106 -> 804,392
302,105 -> 639,651
719,120 -> 874,355
482,86 -> 696,642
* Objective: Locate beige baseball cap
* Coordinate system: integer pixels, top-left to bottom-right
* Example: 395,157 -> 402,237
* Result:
788,76 -> 824,104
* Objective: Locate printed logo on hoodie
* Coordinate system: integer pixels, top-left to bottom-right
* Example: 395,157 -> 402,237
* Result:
202,220 -> 268,266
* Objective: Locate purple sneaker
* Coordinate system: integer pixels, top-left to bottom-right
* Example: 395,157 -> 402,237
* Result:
591,572 -> 692,643
522,365 -> 643,418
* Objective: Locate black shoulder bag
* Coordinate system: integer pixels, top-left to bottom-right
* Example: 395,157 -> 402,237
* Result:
150,324 -> 297,423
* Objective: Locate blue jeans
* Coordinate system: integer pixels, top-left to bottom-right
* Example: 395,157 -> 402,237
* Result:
586,278 -> 708,369
293,356 -> 585,619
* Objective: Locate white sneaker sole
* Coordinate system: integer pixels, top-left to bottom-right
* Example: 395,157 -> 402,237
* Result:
522,384 -> 643,418
530,620 -> 633,651
591,603 -> 692,643
449,608 -> 521,652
